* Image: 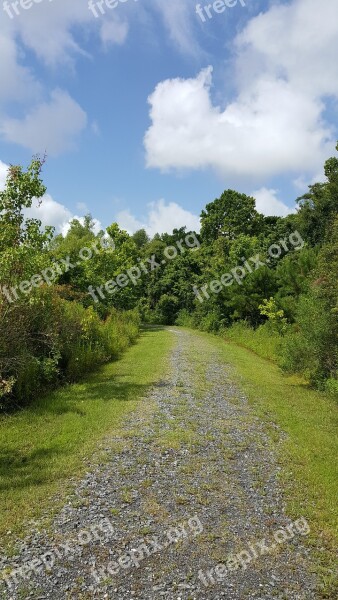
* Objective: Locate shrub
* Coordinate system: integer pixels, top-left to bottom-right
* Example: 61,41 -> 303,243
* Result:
0,287 -> 140,410
175,309 -> 194,327
279,293 -> 337,384
324,378 -> 338,398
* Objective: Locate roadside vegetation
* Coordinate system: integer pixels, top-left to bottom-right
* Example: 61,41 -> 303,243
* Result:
1,145 -> 337,409
185,329 -> 338,597
0,326 -> 173,545
0,146 -> 337,593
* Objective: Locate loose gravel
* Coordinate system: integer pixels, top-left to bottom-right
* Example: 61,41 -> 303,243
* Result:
0,328 -> 318,599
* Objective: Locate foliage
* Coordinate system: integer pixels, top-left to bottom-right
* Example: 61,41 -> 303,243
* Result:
259,297 -> 288,335
0,327 -> 172,542
224,321 -> 281,362
200,189 -> 263,244
0,159 -> 140,409
1,144 -> 338,404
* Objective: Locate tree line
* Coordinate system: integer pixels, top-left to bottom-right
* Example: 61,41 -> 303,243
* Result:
1,145 -> 337,409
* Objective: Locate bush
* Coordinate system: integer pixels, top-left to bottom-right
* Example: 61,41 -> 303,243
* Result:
279,294 -> 337,384
324,378 -> 338,398
0,287 -> 140,410
175,309 -> 194,327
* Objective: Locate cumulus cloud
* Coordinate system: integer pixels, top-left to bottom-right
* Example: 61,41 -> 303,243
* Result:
1,1 -> 93,67
0,159 -> 102,234
24,197 -> 103,236
252,188 -> 295,217
26,194 -> 73,232
1,90 -> 87,156
0,160 -> 8,191
0,0 -> 205,158
116,199 -> 200,236
0,1 -> 94,155
0,33 -> 41,106
27,197 -> 103,236
145,0 -> 338,181
61,216 -> 103,237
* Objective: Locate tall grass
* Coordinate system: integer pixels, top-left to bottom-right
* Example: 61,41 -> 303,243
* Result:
224,321 -> 281,361
0,286 -> 140,410
0,327 -> 173,544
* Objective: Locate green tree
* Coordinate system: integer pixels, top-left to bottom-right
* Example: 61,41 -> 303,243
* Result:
132,229 -> 150,249
200,190 -> 263,244
0,156 -> 53,288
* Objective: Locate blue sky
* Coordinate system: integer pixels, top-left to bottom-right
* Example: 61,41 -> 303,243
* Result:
0,0 -> 337,235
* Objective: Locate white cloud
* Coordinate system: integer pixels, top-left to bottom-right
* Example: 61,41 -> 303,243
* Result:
116,199 -> 200,236
145,0 -> 338,181
76,202 -> 89,212
27,198 -> 103,236
26,194 -> 73,233
152,0 -> 202,56
293,170 -> 326,192
1,90 -> 87,156
0,0 -> 200,158
1,1 -> 93,67
0,160 -> 8,191
0,33 -> 41,106
0,1 -> 93,155
0,159 -> 102,234
26,198 -> 103,236
61,216 -> 103,237
100,19 -> 129,47
252,188 -> 295,217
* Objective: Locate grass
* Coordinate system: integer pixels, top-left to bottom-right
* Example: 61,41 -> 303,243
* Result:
184,328 -> 338,598
156,427 -> 198,450
0,326 -> 173,547
224,321 -> 281,361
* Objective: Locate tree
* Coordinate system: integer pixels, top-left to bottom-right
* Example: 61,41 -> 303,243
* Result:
132,229 -> 149,249
0,156 -> 53,288
296,143 -> 338,246
200,190 -> 262,244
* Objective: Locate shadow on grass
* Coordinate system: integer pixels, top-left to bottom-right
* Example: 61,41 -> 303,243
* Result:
0,446 -> 66,491
0,377 -> 152,492
0,327 -> 168,493
37,379 -> 153,420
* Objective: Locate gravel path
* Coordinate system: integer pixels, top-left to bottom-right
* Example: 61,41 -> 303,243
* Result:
1,328 -> 317,599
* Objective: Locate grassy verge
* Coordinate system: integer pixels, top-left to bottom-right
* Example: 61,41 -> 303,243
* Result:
224,321 -> 281,362
183,328 -> 338,597
0,326 -> 173,547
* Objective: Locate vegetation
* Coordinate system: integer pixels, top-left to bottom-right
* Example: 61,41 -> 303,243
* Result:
0,147 -> 336,593
1,144 -> 337,408
0,159 -> 140,410
0,326 -> 173,542
145,145 -> 338,394
185,329 -> 337,597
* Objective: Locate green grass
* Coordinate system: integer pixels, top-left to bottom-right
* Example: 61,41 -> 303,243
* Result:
0,326 -> 173,546
181,328 -> 338,597
224,321 -> 281,362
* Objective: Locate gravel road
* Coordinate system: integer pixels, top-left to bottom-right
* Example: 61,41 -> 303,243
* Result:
1,328 -> 318,599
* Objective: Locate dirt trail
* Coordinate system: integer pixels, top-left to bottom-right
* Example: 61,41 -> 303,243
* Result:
1,328 -> 317,599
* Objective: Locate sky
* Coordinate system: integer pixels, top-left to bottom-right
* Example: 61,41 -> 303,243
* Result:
0,0 -> 337,236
